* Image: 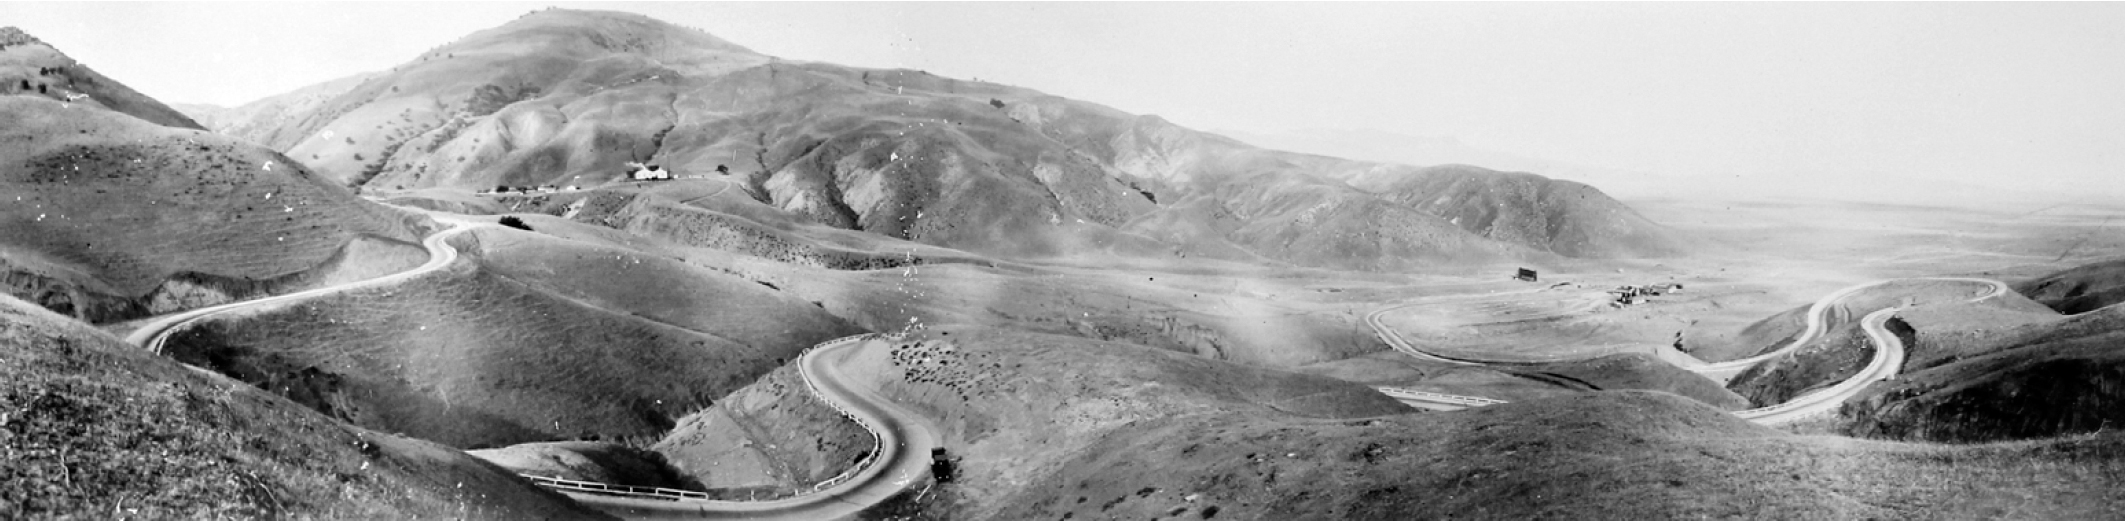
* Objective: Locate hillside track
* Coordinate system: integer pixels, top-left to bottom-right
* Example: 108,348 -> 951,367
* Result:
1368,277 -> 2007,424
123,217 -> 936,520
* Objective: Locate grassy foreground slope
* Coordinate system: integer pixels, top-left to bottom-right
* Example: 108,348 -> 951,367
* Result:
999,392 -> 2125,520
0,294 -> 609,519
160,225 -> 861,449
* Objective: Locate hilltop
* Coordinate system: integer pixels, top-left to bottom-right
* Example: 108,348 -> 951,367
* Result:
0,27 -> 201,129
203,8 -> 1683,270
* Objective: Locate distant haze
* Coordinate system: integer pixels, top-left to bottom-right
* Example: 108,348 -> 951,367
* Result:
12,2 -> 2124,203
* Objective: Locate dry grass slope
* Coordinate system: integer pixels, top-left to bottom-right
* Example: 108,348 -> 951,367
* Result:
216,9 -> 1681,270
0,294 -> 610,520
989,391 -> 2125,520
0,96 -> 424,323
158,228 -> 854,449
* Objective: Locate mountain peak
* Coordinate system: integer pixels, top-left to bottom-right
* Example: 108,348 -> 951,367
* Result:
438,8 -> 762,61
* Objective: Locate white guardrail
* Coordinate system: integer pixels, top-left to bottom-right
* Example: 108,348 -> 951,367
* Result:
516,333 -> 893,503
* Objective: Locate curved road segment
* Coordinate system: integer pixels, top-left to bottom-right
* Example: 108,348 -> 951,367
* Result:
124,217 -> 938,520
554,336 -> 940,520
1369,277 -> 2006,424
125,220 -> 480,349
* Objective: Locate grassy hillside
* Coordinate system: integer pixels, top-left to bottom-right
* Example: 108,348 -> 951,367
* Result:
1299,350 -> 1750,410
652,362 -> 873,498
212,9 -> 1682,269
987,391 -> 2125,520
1341,164 -> 1685,258
2014,257 -> 2125,314
0,294 -> 610,519
2,27 -> 427,323
676,327 -> 2125,520
158,225 -> 861,449
0,27 -> 201,129
176,73 -> 379,150
473,181 -> 1401,368
671,327 -> 1413,518
1837,295 -> 2125,443
0,96 -> 425,324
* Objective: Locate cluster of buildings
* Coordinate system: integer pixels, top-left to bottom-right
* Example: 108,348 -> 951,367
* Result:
473,162 -> 681,196
1609,282 -> 1684,305
479,184 -> 577,195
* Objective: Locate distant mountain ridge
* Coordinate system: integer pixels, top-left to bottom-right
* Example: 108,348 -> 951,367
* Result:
185,9 -> 1683,267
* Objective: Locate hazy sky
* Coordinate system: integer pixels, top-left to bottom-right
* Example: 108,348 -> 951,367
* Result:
11,2 -> 2124,201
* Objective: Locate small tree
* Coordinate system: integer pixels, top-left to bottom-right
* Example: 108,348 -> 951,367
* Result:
989,98 -> 1005,109
499,216 -> 532,231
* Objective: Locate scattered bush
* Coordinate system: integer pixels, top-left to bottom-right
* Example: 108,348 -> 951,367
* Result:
466,82 -> 541,116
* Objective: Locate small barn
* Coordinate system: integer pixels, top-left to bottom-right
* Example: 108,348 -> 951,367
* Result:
1515,268 -> 1539,282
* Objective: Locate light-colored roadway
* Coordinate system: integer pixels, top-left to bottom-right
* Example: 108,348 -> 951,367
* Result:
551,336 -> 939,520
1368,277 -> 2006,424
123,215 -> 937,520
125,220 -> 480,350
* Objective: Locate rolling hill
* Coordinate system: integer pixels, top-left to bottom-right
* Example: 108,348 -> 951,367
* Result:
156,225 -> 864,449
0,27 -> 201,129
1337,164 -> 1685,258
2013,257 -> 2125,314
1,28 -> 429,323
198,9 -> 1683,270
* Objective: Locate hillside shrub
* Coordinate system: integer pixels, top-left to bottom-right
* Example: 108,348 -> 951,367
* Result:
499,216 -> 533,231
466,82 -> 541,117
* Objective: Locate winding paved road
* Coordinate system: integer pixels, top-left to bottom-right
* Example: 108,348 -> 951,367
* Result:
125,220 -> 480,350
553,336 -> 939,520
122,215 -> 936,520
1368,277 -> 2006,424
